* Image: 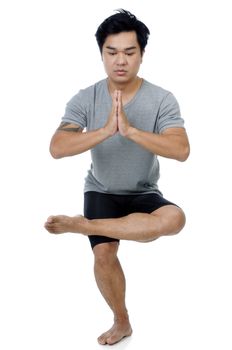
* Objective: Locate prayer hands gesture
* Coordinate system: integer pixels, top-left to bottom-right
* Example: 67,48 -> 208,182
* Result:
104,90 -> 132,138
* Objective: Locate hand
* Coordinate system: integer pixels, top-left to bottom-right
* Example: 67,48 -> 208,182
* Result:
117,90 -> 132,137
103,90 -> 133,138
103,90 -> 118,137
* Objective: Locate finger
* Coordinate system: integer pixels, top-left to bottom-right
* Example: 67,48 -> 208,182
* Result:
117,90 -> 122,113
113,90 -> 119,116
112,90 -> 118,111
113,90 -> 118,102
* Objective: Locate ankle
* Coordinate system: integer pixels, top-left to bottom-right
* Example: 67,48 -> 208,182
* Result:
114,312 -> 130,324
71,215 -> 88,233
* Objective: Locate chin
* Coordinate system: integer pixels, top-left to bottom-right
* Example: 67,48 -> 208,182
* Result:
111,75 -> 132,83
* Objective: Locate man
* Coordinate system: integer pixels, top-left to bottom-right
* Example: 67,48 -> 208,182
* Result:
45,9 -> 190,346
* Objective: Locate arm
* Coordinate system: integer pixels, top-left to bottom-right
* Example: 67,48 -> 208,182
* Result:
125,126 -> 190,162
50,91 -> 118,159
116,90 -> 190,162
49,123 -> 109,159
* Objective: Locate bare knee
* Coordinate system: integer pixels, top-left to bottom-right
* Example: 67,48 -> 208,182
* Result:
93,242 -> 119,267
172,207 -> 186,234
151,205 -> 186,238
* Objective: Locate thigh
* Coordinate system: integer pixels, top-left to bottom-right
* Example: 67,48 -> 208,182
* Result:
128,192 -> 178,214
84,191 -> 123,249
129,193 -> 185,235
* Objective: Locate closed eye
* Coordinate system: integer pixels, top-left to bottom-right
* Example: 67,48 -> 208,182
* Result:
107,52 -> 135,56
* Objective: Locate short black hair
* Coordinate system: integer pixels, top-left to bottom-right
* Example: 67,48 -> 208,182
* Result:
95,9 -> 150,55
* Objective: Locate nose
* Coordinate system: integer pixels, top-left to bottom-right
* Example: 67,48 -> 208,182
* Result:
115,52 -> 127,65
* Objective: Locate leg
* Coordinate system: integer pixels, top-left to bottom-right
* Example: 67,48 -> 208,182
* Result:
45,205 -> 186,242
93,242 -> 132,345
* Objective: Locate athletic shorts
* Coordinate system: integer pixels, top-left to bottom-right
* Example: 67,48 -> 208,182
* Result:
84,191 -> 177,249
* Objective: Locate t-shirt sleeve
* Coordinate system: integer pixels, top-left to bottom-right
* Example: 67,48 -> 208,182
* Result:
61,90 -> 87,129
155,92 -> 185,134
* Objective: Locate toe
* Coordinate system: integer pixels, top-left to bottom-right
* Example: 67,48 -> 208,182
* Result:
106,334 -> 121,345
97,336 -> 107,345
98,330 -> 111,345
46,216 -> 54,224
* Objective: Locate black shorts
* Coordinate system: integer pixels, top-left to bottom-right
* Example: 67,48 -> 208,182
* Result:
84,191 -> 177,249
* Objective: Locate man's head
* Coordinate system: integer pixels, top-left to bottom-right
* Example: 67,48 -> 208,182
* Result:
96,10 -> 150,86
95,9 -> 150,56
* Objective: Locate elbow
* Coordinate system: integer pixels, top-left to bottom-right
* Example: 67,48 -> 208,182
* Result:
49,141 -> 64,159
178,144 -> 190,162
50,147 -> 62,159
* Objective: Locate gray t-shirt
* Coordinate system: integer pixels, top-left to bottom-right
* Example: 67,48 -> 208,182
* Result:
62,78 -> 184,195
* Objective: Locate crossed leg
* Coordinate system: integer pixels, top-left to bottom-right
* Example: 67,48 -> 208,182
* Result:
44,205 -> 186,242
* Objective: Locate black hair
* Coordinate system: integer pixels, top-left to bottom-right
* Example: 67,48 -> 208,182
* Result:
95,9 -> 150,55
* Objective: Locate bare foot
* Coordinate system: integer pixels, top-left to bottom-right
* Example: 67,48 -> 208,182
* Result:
98,320 -> 132,345
44,215 -> 86,234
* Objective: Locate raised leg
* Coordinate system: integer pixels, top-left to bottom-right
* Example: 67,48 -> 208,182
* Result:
45,205 -> 186,242
93,242 -> 132,345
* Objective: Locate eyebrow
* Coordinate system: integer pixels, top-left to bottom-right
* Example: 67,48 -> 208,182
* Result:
106,46 -> 137,51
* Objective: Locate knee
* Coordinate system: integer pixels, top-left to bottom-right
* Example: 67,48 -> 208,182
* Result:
173,207 -> 186,234
93,242 -> 119,267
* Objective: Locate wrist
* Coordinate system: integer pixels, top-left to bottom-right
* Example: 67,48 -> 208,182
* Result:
100,126 -> 113,139
124,126 -> 137,139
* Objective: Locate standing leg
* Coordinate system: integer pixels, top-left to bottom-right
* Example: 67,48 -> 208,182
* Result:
93,241 -> 132,345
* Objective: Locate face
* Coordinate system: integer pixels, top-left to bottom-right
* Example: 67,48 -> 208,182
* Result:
102,31 -> 143,85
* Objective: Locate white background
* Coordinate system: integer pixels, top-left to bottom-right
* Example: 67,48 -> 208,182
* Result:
1,0 -> 231,349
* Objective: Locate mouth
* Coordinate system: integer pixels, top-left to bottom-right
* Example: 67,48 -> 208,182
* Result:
114,70 -> 127,76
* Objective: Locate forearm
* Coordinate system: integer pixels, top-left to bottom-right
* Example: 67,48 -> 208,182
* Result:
126,127 -> 189,161
50,128 -> 109,159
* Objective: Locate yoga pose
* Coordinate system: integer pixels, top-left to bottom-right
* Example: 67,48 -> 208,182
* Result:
45,9 -> 190,345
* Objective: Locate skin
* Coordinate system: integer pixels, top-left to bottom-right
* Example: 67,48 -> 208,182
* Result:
45,31 -> 190,345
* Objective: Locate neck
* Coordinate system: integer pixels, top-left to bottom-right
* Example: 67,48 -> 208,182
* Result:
107,76 -> 142,94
